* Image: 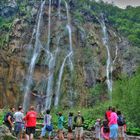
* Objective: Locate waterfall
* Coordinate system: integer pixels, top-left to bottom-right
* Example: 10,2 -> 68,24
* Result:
54,1 -> 74,107
58,0 -> 62,19
100,19 -> 113,99
45,48 -> 58,109
54,52 -> 72,107
23,1 -> 45,112
65,1 -> 73,71
45,0 -> 54,109
47,0 -> 51,50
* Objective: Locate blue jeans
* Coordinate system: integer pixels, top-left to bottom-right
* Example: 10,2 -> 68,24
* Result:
41,125 -> 52,137
110,124 -> 118,139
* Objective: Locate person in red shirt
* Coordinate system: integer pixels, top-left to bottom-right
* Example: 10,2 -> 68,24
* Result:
105,106 -> 112,122
24,106 -> 37,140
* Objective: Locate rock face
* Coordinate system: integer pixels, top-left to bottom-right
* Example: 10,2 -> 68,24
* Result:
0,1 -> 140,108
0,125 -> 16,140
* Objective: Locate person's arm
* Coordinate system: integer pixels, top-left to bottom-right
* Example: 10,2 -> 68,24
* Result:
7,115 -> 13,127
23,113 -> 28,121
82,116 -> 84,123
108,114 -> 114,125
32,92 -> 39,97
74,116 -> 77,123
13,113 -> 16,120
101,127 -> 104,137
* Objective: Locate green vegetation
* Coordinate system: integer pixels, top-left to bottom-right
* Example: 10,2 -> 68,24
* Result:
112,69 -> 140,127
74,0 -> 140,47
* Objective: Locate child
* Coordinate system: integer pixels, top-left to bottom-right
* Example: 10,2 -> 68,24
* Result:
94,119 -> 101,140
101,120 -> 110,140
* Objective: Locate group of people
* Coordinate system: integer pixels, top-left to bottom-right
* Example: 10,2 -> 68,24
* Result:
4,106 -> 37,140
3,106 -> 85,140
94,106 -> 126,140
3,106 -> 126,140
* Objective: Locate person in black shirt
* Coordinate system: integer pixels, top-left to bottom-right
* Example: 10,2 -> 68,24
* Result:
4,107 -> 15,132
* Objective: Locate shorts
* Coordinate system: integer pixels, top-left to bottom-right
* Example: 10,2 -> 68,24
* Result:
75,127 -> 83,137
95,130 -> 100,139
26,127 -> 36,135
118,126 -> 125,138
14,122 -> 24,134
110,124 -> 118,139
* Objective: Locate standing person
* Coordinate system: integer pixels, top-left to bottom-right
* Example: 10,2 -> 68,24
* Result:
67,112 -> 74,140
101,119 -> 110,140
105,106 -> 112,122
74,111 -> 84,140
57,112 -> 64,140
14,106 -> 24,140
40,110 -> 53,140
68,112 -> 73,129
24,106 -> 37,140
4,107 -> 15,132
109,107 -> 118,140
94,119 -> 101,140
32,91 -> 47,114
117,111 -> 126,140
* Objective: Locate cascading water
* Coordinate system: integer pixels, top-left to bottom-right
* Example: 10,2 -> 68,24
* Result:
58,0 -> 62,19
45,0 -> 60,109
100,18 -> 113,99
23,1 -> 45,112
54,52 -> 72,107
54,1 -> 74,107
45,49 -> 58,109
45,0 -> 53,109
65,1 -> 73,71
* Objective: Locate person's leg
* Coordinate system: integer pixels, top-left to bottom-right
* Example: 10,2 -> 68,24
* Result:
79,127 -> 83,140
75,127 -> 79,140
30,133 -> 34,140
30,127 -> 36,140
25,134 -> 30,140
19,131 -> 23,140
40,125 -> 47,139
48,131 -> 52,140
25,128 -> 30,140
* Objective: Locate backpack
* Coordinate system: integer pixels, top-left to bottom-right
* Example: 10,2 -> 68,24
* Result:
3,113 -> 9,123
46,124 -> 53,131
76,116 -> 82,126
103,126 -> 110,133
117,115 -> 125,126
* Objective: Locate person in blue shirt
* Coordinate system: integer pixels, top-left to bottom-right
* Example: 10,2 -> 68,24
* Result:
57,112 -> 64,140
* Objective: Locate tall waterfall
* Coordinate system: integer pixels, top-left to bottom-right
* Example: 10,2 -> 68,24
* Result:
100,19 -> 113,99
23,1 -> 45,112
54,1 -> 74,107
54,52 -> 72,107
45,0 -> 52,109
45,0 -> 59,109
65,1 -> 73,71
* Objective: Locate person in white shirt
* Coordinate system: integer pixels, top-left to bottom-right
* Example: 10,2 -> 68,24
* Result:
40,110 -> 53,140
14,106 -> 24,140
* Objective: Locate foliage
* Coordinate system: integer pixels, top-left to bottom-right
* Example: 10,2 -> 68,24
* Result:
112,69 -> 140,127
74,0 -> 140,47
